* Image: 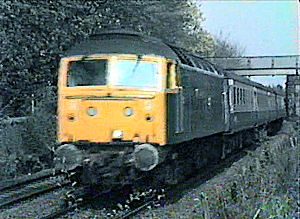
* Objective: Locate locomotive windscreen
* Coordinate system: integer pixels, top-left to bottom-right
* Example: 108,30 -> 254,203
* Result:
68,60 -> 108,87
67,59 -> 160,89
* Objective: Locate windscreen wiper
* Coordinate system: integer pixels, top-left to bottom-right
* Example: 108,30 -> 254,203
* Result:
131,55 -> 143,75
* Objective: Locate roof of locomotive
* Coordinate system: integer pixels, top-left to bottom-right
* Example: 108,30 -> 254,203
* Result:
64,30 -> 284,96
65,30 -> 179,60
65,29 -> 221,74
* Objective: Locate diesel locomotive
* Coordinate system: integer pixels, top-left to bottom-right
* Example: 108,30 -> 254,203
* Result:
55,30 -> 286,186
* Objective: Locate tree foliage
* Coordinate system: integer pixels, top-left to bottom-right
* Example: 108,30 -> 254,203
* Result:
206,31 -> 245,69
0,0 -> 219,116
212,32 -> 245,57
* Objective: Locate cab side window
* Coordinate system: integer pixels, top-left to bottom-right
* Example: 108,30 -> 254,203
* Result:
175,65 -> 182,87
167,63 -> 181,89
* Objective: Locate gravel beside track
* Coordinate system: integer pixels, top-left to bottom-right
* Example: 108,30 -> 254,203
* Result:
136,151 -> 255,218
0,187 -> 70,218
0,176 -> 68,209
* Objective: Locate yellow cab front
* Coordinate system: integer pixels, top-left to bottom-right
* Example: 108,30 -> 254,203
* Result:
57,54 -> 168,146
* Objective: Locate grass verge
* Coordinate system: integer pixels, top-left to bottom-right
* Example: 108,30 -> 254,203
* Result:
194,121 -> 299,218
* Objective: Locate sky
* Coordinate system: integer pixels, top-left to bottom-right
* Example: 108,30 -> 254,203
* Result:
199,0 -> 299,87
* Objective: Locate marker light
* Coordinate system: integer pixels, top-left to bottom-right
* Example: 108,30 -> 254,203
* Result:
87,107 -> 97,116
124,107 -> 134,117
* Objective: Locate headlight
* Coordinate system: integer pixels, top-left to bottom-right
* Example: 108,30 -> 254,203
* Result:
124,107 -> 134,117
112,130 -> 123,139
87,107 -> 97,116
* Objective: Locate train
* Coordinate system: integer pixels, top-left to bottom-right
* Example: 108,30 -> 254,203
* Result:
55,30 -> 286,187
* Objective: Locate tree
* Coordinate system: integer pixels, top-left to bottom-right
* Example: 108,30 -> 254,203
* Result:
136,0 -> 215,55
212,31 -> 245,57
204,31 -> 245,69
0,0 -> 215,116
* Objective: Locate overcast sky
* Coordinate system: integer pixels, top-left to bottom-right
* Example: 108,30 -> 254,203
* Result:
199,0 -> 299,87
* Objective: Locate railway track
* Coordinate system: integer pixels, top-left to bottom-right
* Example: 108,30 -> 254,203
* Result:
116,142 -> 261,219
42,139 -> 262,219
119,199 -> 156,219
117,190 -> 162,219
0,169 -> 55,192
41,186 -> 112,219
0,169 -> 159,218
0,130 -> 269,218
0,169 -> 70,209
40,181 -> 160,218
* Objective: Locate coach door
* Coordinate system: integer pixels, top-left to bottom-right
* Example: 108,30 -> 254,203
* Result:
176,66 -> 192,134
175,88 -> 184,133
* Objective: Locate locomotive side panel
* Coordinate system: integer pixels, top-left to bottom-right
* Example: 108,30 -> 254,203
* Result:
167,65 -> 225,144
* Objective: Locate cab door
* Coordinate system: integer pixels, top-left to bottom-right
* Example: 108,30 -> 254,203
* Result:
167,63 -> 191,143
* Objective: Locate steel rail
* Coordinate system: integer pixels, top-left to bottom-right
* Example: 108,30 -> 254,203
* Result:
41,204 -> 77,219
0,169 -> 58,192
119,200 -> 155,219
41,188 -> 111,219
0,179 -> 70,209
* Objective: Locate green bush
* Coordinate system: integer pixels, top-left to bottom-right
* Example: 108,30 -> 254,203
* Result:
0,123 -> 24,177
194,127 -> 299,218
0,86 -> 57,177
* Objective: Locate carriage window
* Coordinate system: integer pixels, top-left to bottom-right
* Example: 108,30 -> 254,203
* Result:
233,87 -> 236,105
240,89 -> 243,105
167,62 -> 178,89
237,88 -> 240,105
241,89 -> 243,105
